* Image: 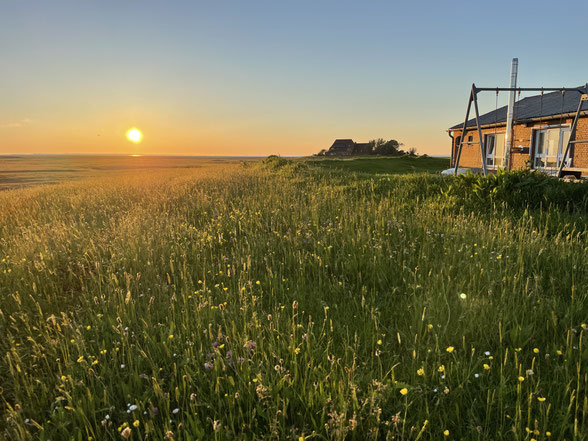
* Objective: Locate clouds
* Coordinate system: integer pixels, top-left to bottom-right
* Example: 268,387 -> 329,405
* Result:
0,118 -> 31,128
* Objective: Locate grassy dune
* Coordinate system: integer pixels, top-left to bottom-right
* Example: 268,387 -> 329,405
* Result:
0,159 -> 586,440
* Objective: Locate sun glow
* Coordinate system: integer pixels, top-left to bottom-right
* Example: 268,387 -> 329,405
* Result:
126,128 -> 143,143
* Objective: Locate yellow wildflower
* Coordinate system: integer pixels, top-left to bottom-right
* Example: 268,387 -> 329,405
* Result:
76,356 -> 84,363
133,420 -> 140,427
168,334 -> 174,339
377,339 -> 382,345
438,365 -> 445,373
483,364 -> 490,370
443,429 -> 449,436
417,368 -> 425,376
533,348 -> 539,354
518,376 -> 525,382
446,346 -> 455,353
399,388 -> 408,396
537,397 -> 546,402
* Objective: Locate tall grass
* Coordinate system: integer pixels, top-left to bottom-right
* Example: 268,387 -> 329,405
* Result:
0,162 -> 586,440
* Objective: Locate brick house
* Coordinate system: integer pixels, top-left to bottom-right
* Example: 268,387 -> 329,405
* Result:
448,88 -> 588,177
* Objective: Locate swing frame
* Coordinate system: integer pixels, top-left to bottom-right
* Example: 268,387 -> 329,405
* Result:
453,84 -> 588,177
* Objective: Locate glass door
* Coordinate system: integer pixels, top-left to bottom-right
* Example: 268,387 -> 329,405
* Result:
533,127 -> 571,171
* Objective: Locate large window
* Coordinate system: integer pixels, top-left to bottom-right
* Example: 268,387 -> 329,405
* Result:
485,133 -> 505,168
533,127 -> 571,170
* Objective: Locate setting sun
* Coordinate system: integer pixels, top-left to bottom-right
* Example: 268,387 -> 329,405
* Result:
126,128 -> 142,143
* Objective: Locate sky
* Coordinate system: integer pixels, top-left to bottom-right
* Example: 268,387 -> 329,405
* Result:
1,0 -> 588,157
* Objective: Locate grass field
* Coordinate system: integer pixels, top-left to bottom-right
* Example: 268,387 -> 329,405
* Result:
0,156 -> 586,440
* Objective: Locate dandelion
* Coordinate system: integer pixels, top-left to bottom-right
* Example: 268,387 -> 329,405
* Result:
443,429 -> 450,436
483,364 -> 490,370
446,346 -> 454,353
400,388 -> 408,395
417,368 -> 425,376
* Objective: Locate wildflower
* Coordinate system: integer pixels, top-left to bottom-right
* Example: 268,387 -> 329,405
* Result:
77,356 -> 84,363
417,368 -> 425,376
244,340 -> 257,350
526,369 -> 534,376
427,323 -> 433,330
459,293 -> 467,299
518,376 -> 525,382
443,387 -> 449,394
172,408 -> 180,414
212,420 -> 221,431
474,373 -> 479,378
556,350 -> 563,356
204,362 -> 213,370
100,349 -> 107,355
377,339 -> 382,345
483,364 -> 490,370
444,429 -> 450,436
120,364 -> 125,369
129,405 -> 138,412
120,427 -> 132,439
295,347 -> 301,355
446,346 -> 455,353
533,348 -> 540,354
168,334 -> 174,339
484,351 -> 491,356
438,365 -> 445,373
546,432 -> 551,437
537,397 -> 546,402
399,388 -> 408,395
292,300 -> 298,309
86,325 -> 91,330
60,375 -> 67,381
92,360 -> 99,366
133,420 -> 140,427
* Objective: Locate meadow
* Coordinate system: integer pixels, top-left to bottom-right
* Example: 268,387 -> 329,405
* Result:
0,156 -> 586,440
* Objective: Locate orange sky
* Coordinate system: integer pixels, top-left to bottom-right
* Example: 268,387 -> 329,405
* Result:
2,1 -> 587,157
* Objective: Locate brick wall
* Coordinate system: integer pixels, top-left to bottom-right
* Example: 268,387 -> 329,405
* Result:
451,115 -> 588,176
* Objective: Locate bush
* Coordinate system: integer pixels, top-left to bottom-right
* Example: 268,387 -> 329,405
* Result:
446,169 -> 588,213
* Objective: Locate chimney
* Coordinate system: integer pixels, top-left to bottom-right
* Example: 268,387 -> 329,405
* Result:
503,58 -> 518,168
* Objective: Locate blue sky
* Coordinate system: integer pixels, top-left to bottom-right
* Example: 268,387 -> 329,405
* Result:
1,0 -> 587,155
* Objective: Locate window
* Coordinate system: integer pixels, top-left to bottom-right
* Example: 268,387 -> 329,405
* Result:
533,127 -> 571,170
484,133 -> 505,168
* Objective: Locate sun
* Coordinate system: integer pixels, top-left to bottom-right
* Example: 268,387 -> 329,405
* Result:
126,128 -> 143,143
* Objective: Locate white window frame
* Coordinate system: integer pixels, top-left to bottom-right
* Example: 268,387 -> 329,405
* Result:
484,132 -> 505,169
532,125 -> 571,172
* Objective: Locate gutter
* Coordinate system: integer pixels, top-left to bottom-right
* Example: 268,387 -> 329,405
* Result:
448,131 -> 455,166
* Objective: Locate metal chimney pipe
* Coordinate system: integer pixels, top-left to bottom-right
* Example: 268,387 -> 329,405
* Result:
503,58 -> 518,169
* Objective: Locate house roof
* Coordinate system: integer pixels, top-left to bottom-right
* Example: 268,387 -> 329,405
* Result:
449,87 -> 587,130
328,139 -> 356,151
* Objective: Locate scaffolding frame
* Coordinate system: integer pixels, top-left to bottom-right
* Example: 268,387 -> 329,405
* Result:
453,83 -> 588,177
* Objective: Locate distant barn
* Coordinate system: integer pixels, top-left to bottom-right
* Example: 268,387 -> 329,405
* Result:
325,139 -> 371,156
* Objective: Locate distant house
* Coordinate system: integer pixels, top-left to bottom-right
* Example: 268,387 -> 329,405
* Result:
325,139 -> 371,156
448,87 -> 588,177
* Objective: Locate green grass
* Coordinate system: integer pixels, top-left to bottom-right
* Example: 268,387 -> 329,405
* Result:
302,156 -> 450,174
0,159 -> 586,440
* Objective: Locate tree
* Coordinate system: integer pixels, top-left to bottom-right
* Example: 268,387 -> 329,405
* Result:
373,139 -> 400,155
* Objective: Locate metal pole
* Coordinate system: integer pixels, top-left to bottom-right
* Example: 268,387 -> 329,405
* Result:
454,86 -> 474,175
557,92 -> 587,177
472,85 -> 488,176
503,58 -> 518,169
